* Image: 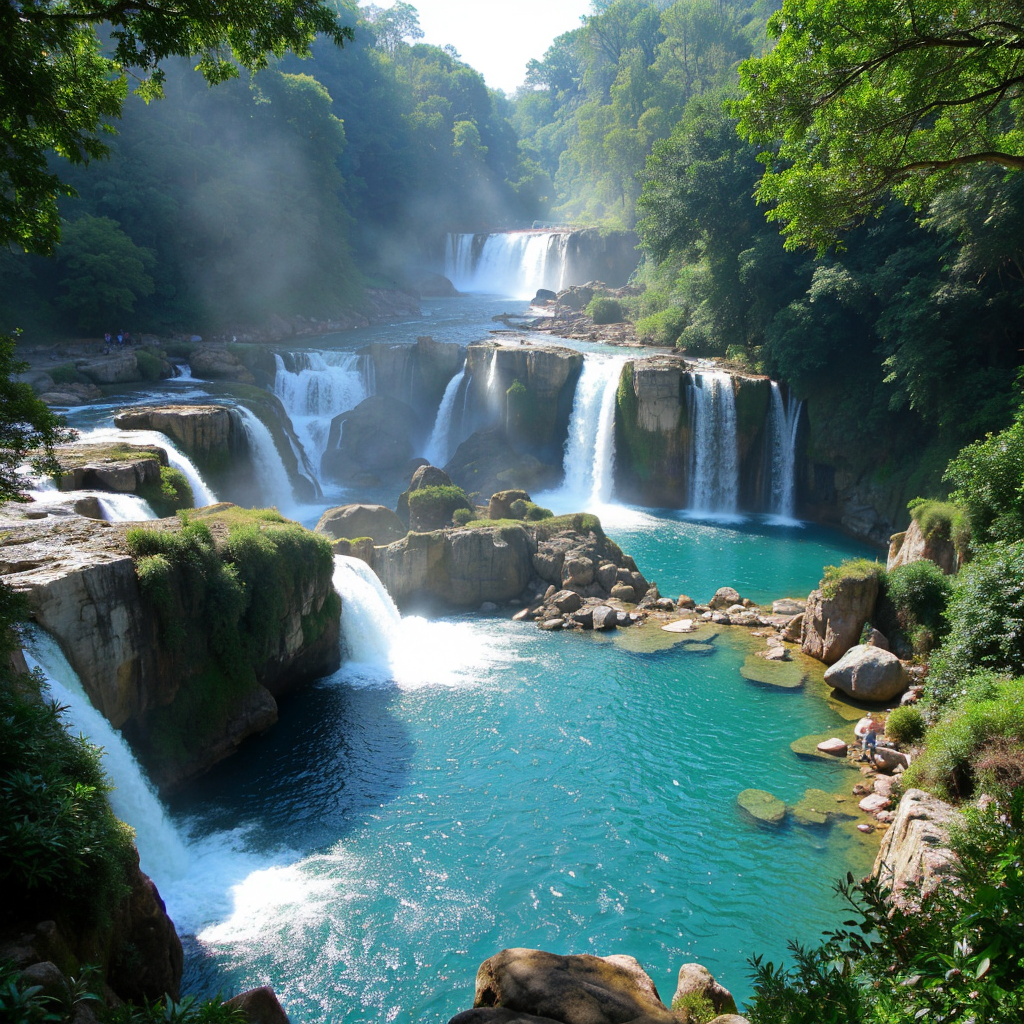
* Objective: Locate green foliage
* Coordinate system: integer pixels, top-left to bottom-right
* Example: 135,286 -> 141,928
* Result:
133,349 -> 166,382
884,705 -> 925,746
0,677 -> 136,930
907,497 -> 970,554
585,296 -> 623,324
747,794 -> 1024,1022
670,991 -> 715,1023
928,542 -> 1024,708
452,508 -> 474,527
138,466 -> 193,518
819,559 -> 885,602
508,498 -> 553,521
107,994 -> 248,1024
48,364 -> 87,386
734,1 -> 1024,253
634,305 -> 687,347
0,959 -> 101,1024
945,415 -> 1024,547
884,559 -> 951,656
407,484 -> 472,528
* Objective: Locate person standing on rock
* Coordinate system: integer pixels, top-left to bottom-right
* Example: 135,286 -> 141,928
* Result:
855,715 -> 884,762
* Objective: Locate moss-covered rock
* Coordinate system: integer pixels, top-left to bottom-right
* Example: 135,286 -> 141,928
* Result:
740,655 -> 807,690
791,788 -> 857,827
737,788 -> 787,825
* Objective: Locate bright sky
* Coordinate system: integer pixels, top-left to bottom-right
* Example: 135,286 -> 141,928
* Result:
372,0 -> 592,94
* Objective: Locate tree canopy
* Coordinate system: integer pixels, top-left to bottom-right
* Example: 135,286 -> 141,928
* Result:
733,0 -> 1024,251
0,0 -> 353,256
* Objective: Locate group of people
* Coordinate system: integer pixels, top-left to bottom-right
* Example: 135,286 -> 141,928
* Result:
102,330 -> 134,353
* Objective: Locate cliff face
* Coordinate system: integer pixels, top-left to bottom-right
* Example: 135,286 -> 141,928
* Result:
0,505 -> 340,791
362,336 -> 469,423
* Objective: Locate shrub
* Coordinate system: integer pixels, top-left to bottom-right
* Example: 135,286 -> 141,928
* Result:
134,348 -> 166,381
108,994 -> 248,1024
452,508 -> 474,526
884,705 -> 925,745
635,305 -> 687,346
524,502 -> 553,521
585,296 -> 623,324
883,558 -> 951,656
670,992 -> 716,1023
49,363 -> 87,385
139,466 -> 193,518
407,484 -> 472,528
907,497 -> 970,553
819,558 -> 885,600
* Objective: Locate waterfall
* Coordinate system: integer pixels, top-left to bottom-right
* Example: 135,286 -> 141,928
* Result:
74,427 -> 218,507
97,493 -> 158,521
423,363 -> 467,467
174,363 -> 193,380
234,406 -> 296,509
561,355 -> 628,506
22,629 -> 190,882
769,381 -> 803,520
333,555 -> 400,666
689,371 -> 739,515
444,231 -> 571,298
273,352 -> 371,477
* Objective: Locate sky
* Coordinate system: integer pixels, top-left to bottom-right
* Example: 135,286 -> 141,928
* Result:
372,0 -> 592,94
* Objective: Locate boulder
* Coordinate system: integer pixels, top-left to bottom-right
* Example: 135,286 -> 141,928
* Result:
816,738 -> 848,756
533,288 -> 558,303
609,584 -> 636,603
552,590 -> 582,614
55,443 -> 166,495
446,428 -> 560,501
771,598 -> 805,616
873,746 -> 911,772
676,594 -> 696,610
781,613 -> 803,642
801,571 -> 881,664
114,405 -> 240,461
189,345 -> 256,383
539,618 -> 564,631
596,563 -> 618,591
489,489 -> 531,521
859,793 -> 891,814
591,606 -> 617,631
562,553 -> 595,588
467,948 -> 675,1024
709,587 -> 741,610
672,964 -> 737,1017
887,517 -> 959,575
867,628 -> 890,651
824,644 -> 908,702
411,464 -> 453,491
75,352 -> 141,384
315,504 -> 406,545
410,273 -> 459,298
873,789 -> 960,902
321,395 -> 419,484
226,987 -> 292,1024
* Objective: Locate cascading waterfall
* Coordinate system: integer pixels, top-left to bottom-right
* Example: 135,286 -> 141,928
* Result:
423,363 -> 467,467
332,555 -> 400,665
23,629 -> 190,882
96,493 -> 158,521
561,355 -> 628,506
768,381 -> 803,520
689,371 -> 739,515
235,406 -> 296,508
75,427 -> 218,507
445,231 -> 571,298
273,352 -> 371,477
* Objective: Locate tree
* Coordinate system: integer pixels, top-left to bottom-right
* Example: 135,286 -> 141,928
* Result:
364,2 -> 424,57
0,0 -> 353,256
733,0 -> 1024,252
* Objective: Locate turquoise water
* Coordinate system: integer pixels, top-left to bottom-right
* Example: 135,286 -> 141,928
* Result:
167,511 -> 878,1021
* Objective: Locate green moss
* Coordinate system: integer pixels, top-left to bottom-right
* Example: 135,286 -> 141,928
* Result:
54,442 -> 161,471
791,788 -> 856,827
408,484 -> 473,528
740,655 -> 806,689
820,558 -> 886,601
49,362 -> 89,385
138,465 -> 193,517
737,788 -> 787,824
907,497 -> 970,553
134,348 -> 167,381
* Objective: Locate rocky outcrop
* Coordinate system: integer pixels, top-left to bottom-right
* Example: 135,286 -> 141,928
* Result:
315,504 -> 406,545
362,336 -> 468,421
801,571 -> 880,664
226,987 -> 293,1024
189,345 -> 256,383
887,518 -> 959,575
445,429 -> 561,502
673,964 -> 738,1017
321,395 -> 420,486
75,352 -> 142,384
54,443 -> 167,494
873,789 -> 961,903
824,644 -> 908,702
114,404 -> 243,462
0,505 -> 340,790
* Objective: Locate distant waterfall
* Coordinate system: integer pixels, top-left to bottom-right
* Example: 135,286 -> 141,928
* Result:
445,231 -> 571,298
424,363 -> 467,467
689,371 -> 739,515
75,427 -> 218,507
23,629 -> 190,883
273,352 -> 371,477
235,406 -> 295,508
769,382 -> 803,520
562,355 -> 628,506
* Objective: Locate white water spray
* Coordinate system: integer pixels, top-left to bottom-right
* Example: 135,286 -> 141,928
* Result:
235,406 -> 295,509
689,371 -> 739,515
273,352 -> 370,477
769,382 -> 803,520
424,363 -> 467,467
23,630 -> 190,882
445,232 -> 572,298
97,493 -> 158,521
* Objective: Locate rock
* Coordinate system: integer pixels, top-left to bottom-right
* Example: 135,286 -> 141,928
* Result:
489,490 -> 531,521
872,774 -> 896,800
801,571 -> 881,664
19,962 -> 69,1002
446,428 -> 561,501
791,788 -> 855,827
481,601 -> 498,612
609,584 -> 636,603
315,504 -> 406,545
772,598 -> 805,615
737,788 -> 786,825
859,793 -> 891,814
873,746 -> 911,772
562,554 -> 595,588
824,644 -> 908,702
781,613 -> 803,642
513,607 -> 533,622
468,948 -> 675,1024
55,443 -> 166,495
38,382 -> 103,406
662,619 -> 696,633
410,273 -> 459,298
672,964 -> 737,1017
655,598 -> 676,611
539,618 -> 564,631
900,689 -> 920,705
858,823 -> 875,833
321,396 -> 419,484
867,628 -> 890,651
816,738 -> 848,756
887,517 -> 959,575
331,537 -> 374,566
711,612 -> 731,625
727,604 -> 746,615
728,611 -> 759,626
874,789 -> 961,902
410,464 -> 453,491
75,352 -> 141,384
591,606 -> 617,631
596,562 -> 618,591
552,590 -> 582,614
676,595 -> 696,610
533,288 -> 558,303
114,405 -> 241,461
570,608 -> 594,629
189,345 -> 256,383
226,987 -> 292,1024
709,587 -> 741,610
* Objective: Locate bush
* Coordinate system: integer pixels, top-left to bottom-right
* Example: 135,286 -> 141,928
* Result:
819,558 -> 885,600
635,305 -> 687,346
134,348 -> 166,382
49,363 -> 87,385
508,498 -> 553,520
585,296 -> 623,324
139,466 -> 193,518
907,497 -> 970,553
884,558 -> 951,656
452,508 -> 474,527
107,994 -> 248,1024
927,541 -> 1024,708
884,705 -> 925,745
407,484 -> 472,529
670,992 -> 716,1023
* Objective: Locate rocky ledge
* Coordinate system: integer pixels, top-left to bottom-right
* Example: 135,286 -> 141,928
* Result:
114,404 -> 244,458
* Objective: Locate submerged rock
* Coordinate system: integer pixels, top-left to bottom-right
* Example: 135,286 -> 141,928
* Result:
737,788 -> 786,824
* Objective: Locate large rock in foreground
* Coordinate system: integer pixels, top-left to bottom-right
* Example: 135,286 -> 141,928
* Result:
823,644 -> 907,702
315,504 -> 406,545
456,948 -> 675,1024
801,569 -> 880,664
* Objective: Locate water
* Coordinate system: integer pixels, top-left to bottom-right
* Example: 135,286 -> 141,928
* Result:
235,405 -> 297,510
423,364 -> 467,468
769,382 -> 803,522
273,352 -> 371,477
559,355 -> 629,507
689,372 -> 739,517
446,232 -> 571,298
